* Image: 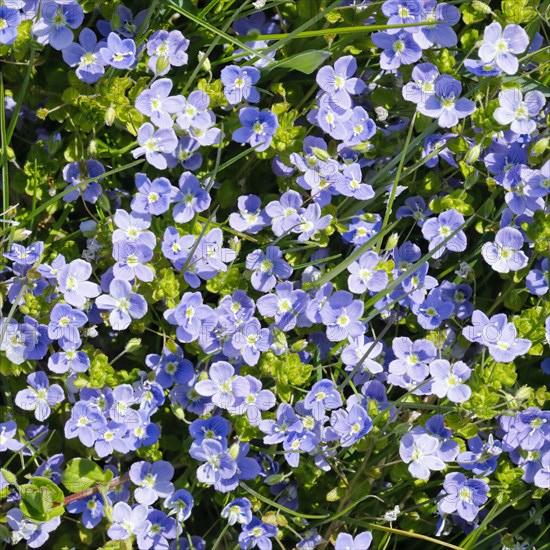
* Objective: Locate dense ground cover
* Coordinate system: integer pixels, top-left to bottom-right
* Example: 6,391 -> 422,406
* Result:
0,0 -> 549,548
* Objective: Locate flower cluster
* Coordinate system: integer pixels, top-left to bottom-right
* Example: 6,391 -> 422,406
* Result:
1,0 -> 549,549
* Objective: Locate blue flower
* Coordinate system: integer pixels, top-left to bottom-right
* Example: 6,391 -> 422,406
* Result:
422,133 -> 457,168
342,335 -> 384,378
399,432 -> 446,480
283,430 -> 319,467
15,372 -> 64,421
6,509 -> 60,548
0,317 -> 50,365
315,96 -> 352,140
135,78 -> 186,129
257,281 -> 309,332
112,209 -> 156,249
57,259 -> 101,308
246,246 -> 293,292
164,291 -> 215,343
64,402 -> 106,447
66,494 -> 105,528
189,415 -> 230,447
231,318 -> 271,366
129,460 -> 174,505
146,346 -> 194,389
411,288 -> 455,330
389,336 -> 436,381
131,173 -> 179,216
232,107 -> 278,152
238,517 -> 278,550
0,5 -> 21,45
259,403 -> 303,445
371,31 -> 422,70
175,90 -> 212,131
415,1 -> 460,47
320,290 -> 365,342
48,303 -> 88,348
316,55 -> 366,110
108,503 -> 151,541
493,89 -> 545,134
167,136 -> 203,170
457,435 -> 502,476
430,360 -> 472,403
481,227 -> 528,273
342,106 -> 376,146
265,190 -> 303,237
100,31 -> 136,69
330,403 -> 372,447
94,422 -> 130,457
292,203 -> 332,241
97,6 -> 148,38
463,58 -> 502,77
418,75 -> 476,128
347,251 -> 388,294
34,453 -> 64,484
146,29 -> 189,75
229,194 -> 271,234
438,473 -> 489,521
222,497 -> 253,526
194,361 -> 248,409
96,278 -> 147,330
221,65 -> 261,104
3,241 -> 44,265
161,226 -> 194,265
173,172 -> 211,223
229,375 -> 276,425
0,421 -> 24,452
304,379 -> 343,421
297,528 -> 324,549
32,1 -> 84,50
526,258 -> 549,296
337,163 -> 375,199
190,439 -> 237,485
112,241 -> 154,282
164,488 -> 194,522
138,510 -> 177,549
132,122 -> 178,170
62,28 -> 106,83
421,208 -> 467,258
382,0 -> 421,28
462,310 -> 532,363
334,531 -> 372,550
479,22 -> 529,75
62,159 -> 105,203
215,442 -> 261,492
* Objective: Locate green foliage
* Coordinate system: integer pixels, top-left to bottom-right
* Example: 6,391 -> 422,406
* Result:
502,0 -> 537,23
429,190 -> 475,216
20,477 -> 65,522
61,458 -> 113,493
522,211 -> 550,253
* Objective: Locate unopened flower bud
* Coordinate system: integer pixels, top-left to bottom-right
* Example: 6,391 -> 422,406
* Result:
531,136 -> 549,156
464,143 -> 482,165
197,51 -> 211,74
125,338 -> 142,353
105,106 -> 116,126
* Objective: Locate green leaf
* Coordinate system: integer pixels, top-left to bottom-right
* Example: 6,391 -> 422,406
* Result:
20,477 -> 65,522
61,458 -> 110,493
429,190 -> 475,216
265,50 -> 331,74
502,0 -> 537,23
0,468 -> 17,486
522,210 -> 550,252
